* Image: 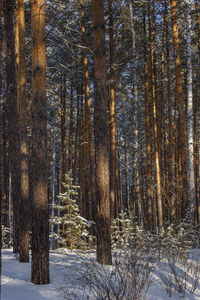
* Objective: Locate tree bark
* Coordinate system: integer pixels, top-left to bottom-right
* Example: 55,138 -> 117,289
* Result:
165,0 -> 176,223
4,0 -> 21,254
185,0 -> 195,219
143,11 -> 154,228
61,74 -> 67,194
30,0 -> 49,284
170,0 -> 187,217
17,0 -> 30,263
148,2 -> 163,228
108,0 -> 117,227
92,0 -> 112,265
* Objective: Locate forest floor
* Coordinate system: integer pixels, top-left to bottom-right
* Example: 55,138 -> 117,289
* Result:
2,248 -> 200,300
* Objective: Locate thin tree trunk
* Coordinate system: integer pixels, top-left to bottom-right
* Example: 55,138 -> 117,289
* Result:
0,0 -> 2,294
92,0 -> 112,265
30,0 -> 49,284
130,1 -> 140,224
4,0 -> 21,254
72,82 -> 80,184
78,86 -> 85,217
108,0 -> 117,227
148,2 -> 163,228
17,0 -> 29,263
68,86 -> 74,172
2,105 -> 8,229
143,11 -> 154,228
165,0 -> 176,223
80,0 -> 96,222
61,74 -> 67,194
195,0 -> 200,58
185,0 -> 195,219
124,138 -> 130,212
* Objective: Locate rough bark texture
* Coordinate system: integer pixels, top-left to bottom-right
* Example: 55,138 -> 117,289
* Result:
170,0 -> 187,216
143,12 -> 154,228
165,0 -> 176,223
92,0 -> 112,265
4,0 -> 21,254
17,0 -> 30,263
80,0 -> 96,222
148,2 -> 163,227
108,0 -> 117,226
31,0 -> 50,284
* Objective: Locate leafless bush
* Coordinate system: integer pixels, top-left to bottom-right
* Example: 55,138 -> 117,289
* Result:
160,252 -> 200,297
76,249 -> 153,300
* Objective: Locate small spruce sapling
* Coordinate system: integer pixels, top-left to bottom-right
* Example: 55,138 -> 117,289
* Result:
50,170 -> 93,251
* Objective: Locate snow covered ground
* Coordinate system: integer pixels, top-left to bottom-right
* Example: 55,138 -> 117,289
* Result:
2,248 -> 200,300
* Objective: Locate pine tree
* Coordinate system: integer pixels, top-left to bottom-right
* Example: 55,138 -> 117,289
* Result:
30,0 -> 49,284
51,170 -> 93,251
92,0 -> 112,266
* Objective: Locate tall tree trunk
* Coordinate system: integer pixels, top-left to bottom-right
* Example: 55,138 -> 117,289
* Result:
30,0 -> 49,284
17,0 -> 30,263
61,74 -> 67,194
4,0 -> 21,254
92,0 -> 112,265
165,0 -> 176,223
170,0 -> 187,217
185,0 -> 195,219
72,82 -> 80,184
148,2 -> 163,228
68,86 -> 74,172
143,11 -> 154,228
80,0 -> 96,222
78,86 -> 85,217
108,0 -> 117,227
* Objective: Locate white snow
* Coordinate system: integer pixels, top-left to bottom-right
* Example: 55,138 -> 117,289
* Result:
2,248 -> 200,300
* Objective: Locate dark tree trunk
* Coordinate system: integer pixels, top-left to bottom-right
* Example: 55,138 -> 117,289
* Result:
4,0 -> 21,254
92,0 -> 112,265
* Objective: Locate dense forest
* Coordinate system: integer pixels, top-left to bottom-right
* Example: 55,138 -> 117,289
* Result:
1,0 -> 200,292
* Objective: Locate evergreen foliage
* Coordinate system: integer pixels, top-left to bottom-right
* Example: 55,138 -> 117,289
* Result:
111,210 -> 199,260
51,170 -> 93,251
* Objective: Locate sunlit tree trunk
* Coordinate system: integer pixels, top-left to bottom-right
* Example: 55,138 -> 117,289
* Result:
170,0 -> 187,217
108,0 -> 117,227
31,0 -> 49,284
92,0 -> 112,265
80,0 -> 96,222
4,0 -> 21,254
16,0 -> 30,263
148,2 -> 163,228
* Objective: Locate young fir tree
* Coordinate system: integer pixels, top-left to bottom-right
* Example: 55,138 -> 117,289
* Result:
52,170 -> 93,251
